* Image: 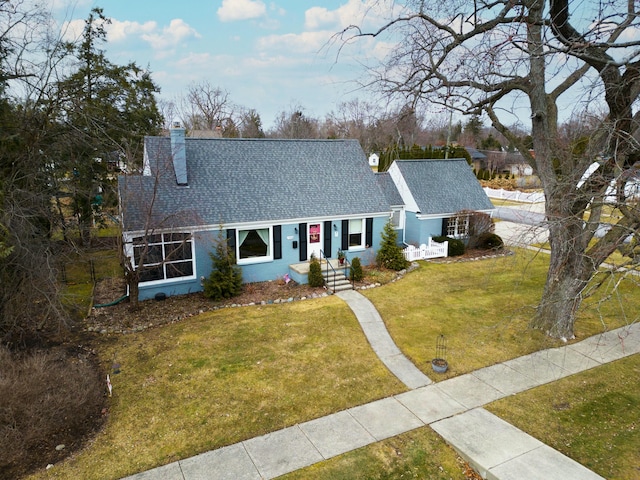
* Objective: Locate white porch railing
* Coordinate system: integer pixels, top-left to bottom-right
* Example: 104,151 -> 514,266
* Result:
403,238 -> 448,261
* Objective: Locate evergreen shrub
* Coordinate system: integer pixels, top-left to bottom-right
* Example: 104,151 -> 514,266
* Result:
433,235 -> 465,256
204,232 -> 243,300
376,221 -> 410,271
477,232 -> 504,250
308,256 -> 324,287
350,257 -> 363,281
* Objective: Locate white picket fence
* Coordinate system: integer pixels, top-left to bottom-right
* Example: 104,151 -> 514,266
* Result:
403,238 -> 448,261
483,187 -> 545,203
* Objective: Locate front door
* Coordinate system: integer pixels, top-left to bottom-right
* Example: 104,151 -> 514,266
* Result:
307,223 -> 322,260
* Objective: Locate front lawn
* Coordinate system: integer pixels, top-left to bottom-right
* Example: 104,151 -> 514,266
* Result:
487,354 -> 640,480
29,248 -> 639,480
363,249 -> 638,378
32,298 -> 404,480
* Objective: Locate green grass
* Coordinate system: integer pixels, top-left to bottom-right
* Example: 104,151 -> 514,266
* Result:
62,248 -> 122,319
363,250 -> 556,377
281,427 -> 469,480
31,248 -> 639,480
32,298 -> 404,480
363,249 -> 638,379
487,354 -> 640,480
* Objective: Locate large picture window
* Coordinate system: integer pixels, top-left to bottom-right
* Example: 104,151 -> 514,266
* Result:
133,233 -> 194,283
238,227 -> 271,263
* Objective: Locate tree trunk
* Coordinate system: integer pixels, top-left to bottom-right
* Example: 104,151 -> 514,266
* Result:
529,207 -> 591,339
125,268 -> 140,311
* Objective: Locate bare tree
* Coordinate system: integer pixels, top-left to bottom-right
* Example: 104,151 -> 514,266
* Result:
270,106 -> 319,138
118,141 -> 200,310
178,81 -> 236,132
345,1 -> 640,339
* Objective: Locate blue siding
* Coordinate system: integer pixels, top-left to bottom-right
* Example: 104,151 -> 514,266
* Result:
419,218 -> 444,241
404,213 -> 422,246
404,213 -> 445,246
136,218 -> 388,300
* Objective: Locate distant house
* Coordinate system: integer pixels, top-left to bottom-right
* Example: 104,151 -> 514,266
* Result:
465,147 -> 487,174
478,150 -> 534,176
119,127 -> 494,300
369,152 -> 380,167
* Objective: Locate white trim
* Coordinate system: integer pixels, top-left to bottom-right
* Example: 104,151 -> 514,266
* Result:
388,162 -> 420,212
129,232 -> 197,286
390,206 -> 405,230
236,225 -> 274,265
347,218 -> 366,250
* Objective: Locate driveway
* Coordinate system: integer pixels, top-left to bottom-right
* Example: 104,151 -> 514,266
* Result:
492,203 -> 549,247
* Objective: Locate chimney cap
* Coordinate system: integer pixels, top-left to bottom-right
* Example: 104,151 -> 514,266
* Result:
172,121 -> 182,129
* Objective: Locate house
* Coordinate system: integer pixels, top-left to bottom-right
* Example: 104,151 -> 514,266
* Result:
119,127 -> 494,300
368,152 -> 380,167
478,150 -> 534,176
465,147 -> 487,174
386,159 -> 495,244
119,127 -> 393,300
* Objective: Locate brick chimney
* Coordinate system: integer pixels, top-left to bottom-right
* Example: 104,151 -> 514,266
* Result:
170,122 -> 188,186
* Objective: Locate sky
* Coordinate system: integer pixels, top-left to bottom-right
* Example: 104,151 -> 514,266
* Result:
53,0 -> 400,129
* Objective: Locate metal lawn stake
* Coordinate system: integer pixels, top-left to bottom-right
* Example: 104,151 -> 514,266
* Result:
431,334 -> 448,373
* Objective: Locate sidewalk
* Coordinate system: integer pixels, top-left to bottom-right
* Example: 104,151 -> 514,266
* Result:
123,292 -> 639,480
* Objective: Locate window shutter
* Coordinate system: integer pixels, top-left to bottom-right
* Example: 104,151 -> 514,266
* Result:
227,229 -> 236,254
273,225 -> 282,260
323,221 -> 332,257
299,223 -> 307,261
341,219 -> 349,250
365,218 -> 373,247
441,218 -> 448,236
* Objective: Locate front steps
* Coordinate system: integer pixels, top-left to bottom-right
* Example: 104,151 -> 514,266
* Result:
323,268 -> 353,292
288,259 -> 353,291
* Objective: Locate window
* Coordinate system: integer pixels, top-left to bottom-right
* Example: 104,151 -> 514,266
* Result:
238,228 -> 271,263
133,233 -> 194,283
390,208 -> 404,229
446,214 -> 470,238
348,219 -> 364,248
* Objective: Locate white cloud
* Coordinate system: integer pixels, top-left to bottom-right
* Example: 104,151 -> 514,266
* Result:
257,30 -> 333,54
60,18 -> 85,42
141,19 -> 201,50
304,0 -> 399,31
107,19 -> 157,42
217,0 -> 267,22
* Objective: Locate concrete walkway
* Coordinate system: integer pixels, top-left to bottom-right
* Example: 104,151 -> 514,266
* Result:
336,289 -> 432,389
122,292 -> 640,480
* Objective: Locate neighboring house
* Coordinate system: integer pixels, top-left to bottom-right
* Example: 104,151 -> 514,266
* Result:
478,150 -> 534,176
465,147 -> 487,174
369,152 -> 380,167
387,159 -> 495,245
119,127 -> 494,300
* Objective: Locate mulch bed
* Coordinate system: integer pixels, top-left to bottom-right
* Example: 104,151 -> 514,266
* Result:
86,248 -> 512,335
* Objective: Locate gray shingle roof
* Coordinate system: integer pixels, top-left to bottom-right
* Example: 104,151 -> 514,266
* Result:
393,159 -> 494,215
375,172 -> 404,206
119,137 -> 390,232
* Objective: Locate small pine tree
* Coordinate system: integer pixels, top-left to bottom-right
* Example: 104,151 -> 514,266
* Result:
376,221 -> 410,270
203,231 -> 243,300
350,256 -> 363,281
308,256 -> 324,287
